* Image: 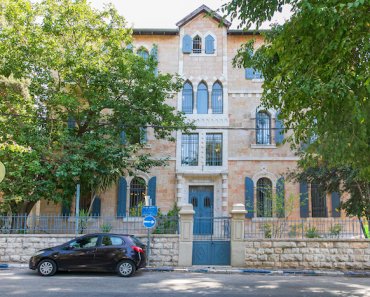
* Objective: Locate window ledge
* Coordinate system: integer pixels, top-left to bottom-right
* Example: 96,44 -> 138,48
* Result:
252,78 -> 264,83
189,53 -> 217,57
251,144 -> 277,149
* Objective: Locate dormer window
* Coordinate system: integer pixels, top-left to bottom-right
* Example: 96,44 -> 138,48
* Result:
192,35 -> 202,54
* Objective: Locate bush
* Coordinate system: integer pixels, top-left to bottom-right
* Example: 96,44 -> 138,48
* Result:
329,224 -> 342,237
262,223 -> 272,238
305,226 -> 320,238
153,203 -> 179,234
100,222 -> 112,233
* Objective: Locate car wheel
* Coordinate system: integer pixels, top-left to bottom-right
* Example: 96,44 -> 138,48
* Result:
37,259 -> 57,276
116,260 -> 136,277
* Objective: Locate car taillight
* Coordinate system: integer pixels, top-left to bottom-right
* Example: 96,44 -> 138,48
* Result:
132,246 -> 144,253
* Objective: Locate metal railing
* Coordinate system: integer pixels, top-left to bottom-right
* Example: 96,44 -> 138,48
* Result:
193,216 -> 231,241
244,218 -> 366,239
0,214 -> 179,235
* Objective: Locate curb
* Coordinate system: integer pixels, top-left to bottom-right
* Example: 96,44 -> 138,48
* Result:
2,263 -> 370,277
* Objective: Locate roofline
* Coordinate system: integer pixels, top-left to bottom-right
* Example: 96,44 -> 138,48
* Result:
227,29 -> 267,35
176,5 -> 231,28
133,28 -> 179,36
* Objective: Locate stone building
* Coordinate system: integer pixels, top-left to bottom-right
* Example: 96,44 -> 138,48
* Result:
35,5 -> 343,221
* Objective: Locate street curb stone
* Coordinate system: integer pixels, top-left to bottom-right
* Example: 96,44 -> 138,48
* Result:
2,263 -> 370,277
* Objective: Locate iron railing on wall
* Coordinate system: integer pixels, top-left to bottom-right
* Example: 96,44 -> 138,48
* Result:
0,215 -> 179,235
244,218 -> 366,239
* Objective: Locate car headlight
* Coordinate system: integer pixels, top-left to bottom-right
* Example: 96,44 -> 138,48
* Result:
33,251 -> 45,257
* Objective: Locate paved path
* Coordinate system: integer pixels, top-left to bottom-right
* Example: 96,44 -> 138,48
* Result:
0,268 -> 369,297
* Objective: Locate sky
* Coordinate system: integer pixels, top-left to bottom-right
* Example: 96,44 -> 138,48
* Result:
89,0 -> 291,29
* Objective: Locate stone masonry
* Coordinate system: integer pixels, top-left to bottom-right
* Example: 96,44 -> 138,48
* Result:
0,234 -> 179,267
244,239 -> 370,270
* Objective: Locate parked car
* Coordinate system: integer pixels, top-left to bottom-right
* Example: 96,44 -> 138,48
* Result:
29,233 -> 146,277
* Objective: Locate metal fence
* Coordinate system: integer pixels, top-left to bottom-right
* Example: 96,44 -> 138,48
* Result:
0,215 -> 179,235
244,218 -> 366,239
193,216 -> 231,241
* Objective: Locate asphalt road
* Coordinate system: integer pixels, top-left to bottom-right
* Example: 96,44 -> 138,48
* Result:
0,269 -> 369,297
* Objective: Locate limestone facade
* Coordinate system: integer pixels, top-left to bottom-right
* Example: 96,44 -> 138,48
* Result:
35,5 -> 345,221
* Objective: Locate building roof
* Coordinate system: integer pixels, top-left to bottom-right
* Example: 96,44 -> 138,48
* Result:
175,4 -> 231,28
133,29 -> 179,36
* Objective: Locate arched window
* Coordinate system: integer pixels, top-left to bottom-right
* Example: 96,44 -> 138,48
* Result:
256,178 -> 272,217
182,81 -> 193,114
211,82 -> 223,114
193,35 -> 202,54
129,177 -> 146,216
311,184 -> 327,217
197,82 -> 208,114
137,48 -> 149,60
256,111 -> 271,144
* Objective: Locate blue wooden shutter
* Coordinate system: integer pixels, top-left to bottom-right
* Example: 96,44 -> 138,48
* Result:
117,177 -> 127,217
276,177 -> 285,217
150,46 -> 158,76
300,182 -> 309,218
148,177 -> 156,206
254,69 -> 262,79
245,68 -> 254,79
205,35 -> 215,54
126,44 -> 133,52
67,115 -> 75,129
197,83 -> 208,114
140,127 -> 147,144
275,111 -> 284,145
61,201 -> 70,216
245,177 -> 254,218
331,192 -> 341,217
120,131 -> 126,145
91,196 -> 101,216
182,35 -> 192,54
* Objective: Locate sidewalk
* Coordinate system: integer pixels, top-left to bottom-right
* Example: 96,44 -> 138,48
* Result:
1,263 -> 370,277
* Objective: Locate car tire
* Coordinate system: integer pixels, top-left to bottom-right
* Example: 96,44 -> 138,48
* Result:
37,259 -> 57,276
116,260 -> 136,277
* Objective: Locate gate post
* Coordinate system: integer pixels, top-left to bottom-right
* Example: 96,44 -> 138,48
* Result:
230,203 -> 247,267
178,204 -> 195,266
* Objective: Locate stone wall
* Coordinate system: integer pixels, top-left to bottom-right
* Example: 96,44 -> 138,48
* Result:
244,239 -> 370,270
0,234 -> 179,267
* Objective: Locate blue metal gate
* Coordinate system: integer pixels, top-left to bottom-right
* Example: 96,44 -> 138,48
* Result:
189,185 -> 230,265
192,216 -> 231,265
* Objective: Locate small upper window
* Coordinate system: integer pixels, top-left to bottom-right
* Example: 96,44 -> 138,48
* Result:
137,48 -> 149,60
192,35 -> 202,54
256,111 -> 271,145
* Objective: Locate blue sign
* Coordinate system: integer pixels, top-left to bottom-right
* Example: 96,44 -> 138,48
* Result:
142,206 -> 158,217
143,216 -> 156,229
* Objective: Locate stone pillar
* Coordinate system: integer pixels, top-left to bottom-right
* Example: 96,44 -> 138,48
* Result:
178,204 -> 195,267
230,203 -> 247,267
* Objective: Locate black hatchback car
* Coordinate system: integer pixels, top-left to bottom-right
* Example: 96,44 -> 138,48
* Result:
29,233 -> 146,277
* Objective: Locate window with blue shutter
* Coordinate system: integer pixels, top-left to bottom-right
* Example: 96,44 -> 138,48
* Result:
148,177 -> 157,206
192,35 -> 202,54
257,178 -> 273,217
137,48 -> 149,60
117,177 -> 127,218
67,115 -> 75,129
205,35 -> 215,54
275,111 -> 284,145
276,177 -> 285,218
256,111 -> 271,145
197,82 -> 208,114
140,127 -> 147,144
211,81 -> 223,114
150,45 -> 158,76
182,81 -> 193,114
126,44 -> 133,52
245,177 -> 254,218
91,196 -> 101,216
182,35 -> 192,54
331,192 -> 341,217
300,182 -> 309,218
245,68 -> 254,79
120,131 -> 126,145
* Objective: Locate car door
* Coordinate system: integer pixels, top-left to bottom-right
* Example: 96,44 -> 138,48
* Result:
94,235 -> 127,271
56,235 -> 99,271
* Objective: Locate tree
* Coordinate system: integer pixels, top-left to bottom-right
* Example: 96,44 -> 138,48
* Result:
221,0 -> 369,220
0,0 -> 190,215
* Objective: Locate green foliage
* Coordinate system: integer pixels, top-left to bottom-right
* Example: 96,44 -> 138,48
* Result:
100,222 -> 113,233
153,203 -> 180,234
78,209 -> 89,234
222,0 -> 370,220
288,223 -> 303,238
129,201 -> 144,217
262,223 -> 272,238
0,0 -> 191,215
305,226 -> 320,238
329,224 -> 342,237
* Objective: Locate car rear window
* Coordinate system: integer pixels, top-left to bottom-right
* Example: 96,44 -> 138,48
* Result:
101,236 -> 124,246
